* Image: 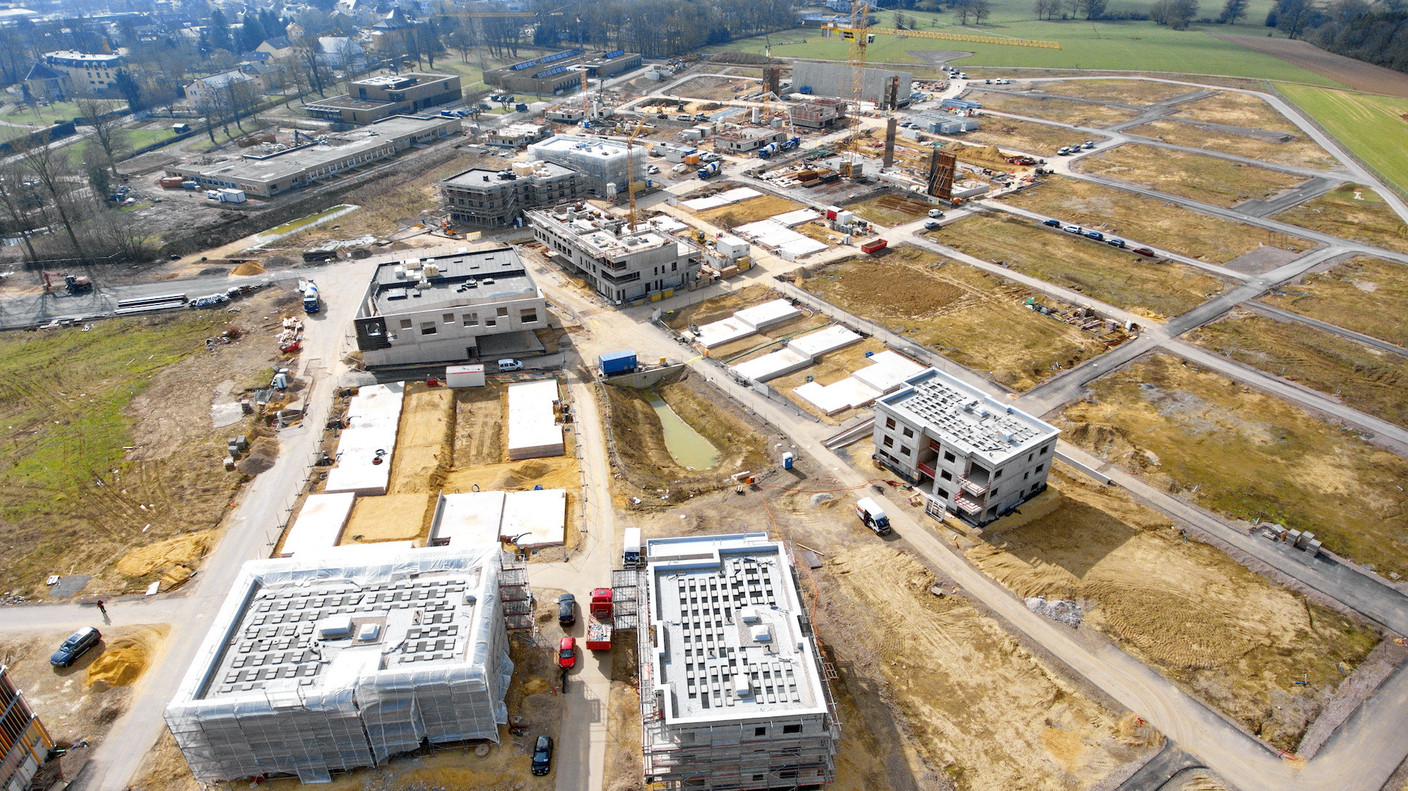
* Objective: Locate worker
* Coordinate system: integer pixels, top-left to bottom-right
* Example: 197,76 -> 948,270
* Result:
96,599 -> 108,619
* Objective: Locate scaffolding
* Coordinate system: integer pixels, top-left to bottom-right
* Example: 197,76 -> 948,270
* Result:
164,547 -> 516,784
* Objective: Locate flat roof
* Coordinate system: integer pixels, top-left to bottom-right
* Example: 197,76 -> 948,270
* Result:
645,533 -> 828,724
188,547 -> 498,701
363,246 -> 538,318
323,383 -> 404,496
533,208 -> 685,260
499,489 -> 566,549
304,94 -> 390,111
506,380 -> 564,460
280,492 -> 355,558
430,491 -> 506,549
443,162 -> 573,189
879,368 -> 1059,465
355,72 -> 454,87
530,135 -> 632,161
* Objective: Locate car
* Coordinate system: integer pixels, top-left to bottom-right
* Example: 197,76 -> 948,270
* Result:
1056,147 -> 1071,155
1084,230 -> 1105,241
557,593 -> 576,626
1063,224 -> 1082,234
676,114 -> 692,121
646,165 -> 660,175
694,113 -> 710,121
700,152 -> 722,163
1042,218 -> 1061,228
50,626 -> 100,668
558,637 -> 577,669
530,735 -> 554,776
924,219 -> 942,230
497,358 -> 523,372
656,113 -> 668,119
928,208 -> 945,219
1133,246 -> 1156,257
985,78 -> 993,84
1083,140 -> 1095,149
1106,238 -> 1126,248
958,72 -> 968,79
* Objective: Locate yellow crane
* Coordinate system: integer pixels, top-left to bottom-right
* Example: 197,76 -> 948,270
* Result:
624,118 -> 647,232
823,5 -> 1061,107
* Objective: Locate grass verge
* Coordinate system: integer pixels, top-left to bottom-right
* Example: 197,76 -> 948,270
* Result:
1276,85 -> 1408,198
1261,255 -> 1408,349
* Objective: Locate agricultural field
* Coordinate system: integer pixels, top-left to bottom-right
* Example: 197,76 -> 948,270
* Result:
1190,310 -> 1408,429
1000,176 -> 1312,263
965,89 -> 1142,127
846,191 -> 935,226
797,246 -> 1128,391
1260,256 -> 1408,349
957,114 -> 1102,157
1275,86 -> 1408,198
1059,353 -> 1408,578
1032,79 -> 1200,105
1215,34 -> 1408,97
967,468 -> 1380,752
1274,183 -> 1408,255
0,290 -> 296,599
928,214 -> 1231,320
693,194 -> 805,230
1126,119 -> 1338,170
1073,144 -> 1308,208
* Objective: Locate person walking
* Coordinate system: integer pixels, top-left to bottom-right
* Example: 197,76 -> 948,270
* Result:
95,599 -> 108,620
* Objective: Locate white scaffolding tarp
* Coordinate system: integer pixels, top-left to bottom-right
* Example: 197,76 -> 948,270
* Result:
733,220 -> 828,261
507,380 -> 564,460
324,383 -> 404,496
735,298 -> 803,331
770,208 -> 821,227
852,351 -> 926,393
694,316 -> 757,349
794,378 -> 884,415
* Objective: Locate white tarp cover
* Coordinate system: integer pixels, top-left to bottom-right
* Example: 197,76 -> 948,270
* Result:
733,220 -> 828,260
735,298 -> 802,331
280,492 -> 356,557
788,325 -> 863,358
694,316 -> 757,349
163,546 -> 514,783
500,489 -> 567,549
770,208 -> 821,227
852,350 -> 926,393
794,378 -> 883,415
507,380 -> 564,460
430,491 -> 507,548
680,187 -> 762,212
324,383 -> 405,496
730,348 -> 812,383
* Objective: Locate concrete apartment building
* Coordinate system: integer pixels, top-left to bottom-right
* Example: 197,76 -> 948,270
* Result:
788,98 -> 848,130
527,135 -> 646,195
304,72 -> 461,125
792,61 -> 912,108
165,114 -> 458,198
1,665 -> 53,791
714,128 -> 788,155
441,162 -> 583,228
485,123 -> 551,149
163,547 -> 514,783
41,50 -> 123,95
352,245 -> 547,367
527,205 -> 701,304
873,368 -> 1059,526
485,49 -> 642,95
639,533 -> 840,790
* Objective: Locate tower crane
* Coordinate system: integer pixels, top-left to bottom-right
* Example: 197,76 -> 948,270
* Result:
624,118 -> 647,232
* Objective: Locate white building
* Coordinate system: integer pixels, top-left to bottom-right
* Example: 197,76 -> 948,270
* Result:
42,50 -> 123,95
527,205 -> 701,304
528,134 -> 647,195
873,368 -> 1059,526
163,546 -> 515,783
352,246 -> 547,367
183,69 -> 257,111
640,533 -> 839,790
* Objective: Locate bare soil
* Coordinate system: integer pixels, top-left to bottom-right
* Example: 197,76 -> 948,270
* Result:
796,247 -> 1129,391
661,283 -> 783,330
1261,255 -> 1408,349
966,467 -> 1380,752
671,75 -> 759,102
928,214 -> 1232,321
1000,176 -> 1312,263
968,90 -> 1142,127
695,194 -> 805,230
1073,144 -> 1307,208
846,192 -> 936,227
1212,35 -> 1408,98
1034,79 -> 1200,105
1128,119 -> 1338,170
767,337 -> 891,425
1274,183 -> 1408,256
453,384 -> 507,467
957,116 -> 1098,157
1188,308 -> 1408,428
602,632 -> 644,791
1058,353 -> 1408,578
1169,90 -> 1303,134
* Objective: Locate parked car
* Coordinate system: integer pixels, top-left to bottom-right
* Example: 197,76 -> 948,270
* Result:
1084,230 -> 1105,241
50,626 -> 101,668
530,735 -> 554,776
1063,224 -> 1082,234
675,114 -> 692,121
558,593 -> 576,627
1056,147 -> 1071,155
924,219 -> 942,230
646,165 -> 660,175
1106,238 -> 1126,248
1042,218 -> 1061,227
1083,140 -> 1095,149
558,637 -> 577,669
700,152 -> 722,163
1132,246 -> 1156,257
928,208 -> 945,219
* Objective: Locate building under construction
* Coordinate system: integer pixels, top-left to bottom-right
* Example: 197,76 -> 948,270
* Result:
792,61 -> 911,108
638,533 -> 840,790
528,135 -> 646,195
163,546 -> 521,783
788,98 -> 848,130
1,665 -> 53,791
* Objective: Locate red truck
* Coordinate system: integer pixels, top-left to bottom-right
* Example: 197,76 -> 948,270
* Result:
586,588 -> 613,651
861,238 -> 888,254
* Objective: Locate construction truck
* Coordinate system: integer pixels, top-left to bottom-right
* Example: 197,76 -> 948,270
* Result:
301,281 -> 320,313
697,161 -> 721,180
42,271 -> 92,295
757,142 -> 779,159
586,588 -> 613,651
780,136 -> 801,152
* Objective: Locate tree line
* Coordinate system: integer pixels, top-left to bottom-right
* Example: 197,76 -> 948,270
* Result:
1269,0 -> 1408,72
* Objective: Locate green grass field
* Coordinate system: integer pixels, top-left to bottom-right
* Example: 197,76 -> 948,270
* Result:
712,7 -> 1341,85
1275,84 -> 1408,198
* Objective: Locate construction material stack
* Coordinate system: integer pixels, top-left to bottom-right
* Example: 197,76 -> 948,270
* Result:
586,588 -> 613,650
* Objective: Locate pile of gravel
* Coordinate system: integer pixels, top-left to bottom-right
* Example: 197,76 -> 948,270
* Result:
1026,596 -> 1083,627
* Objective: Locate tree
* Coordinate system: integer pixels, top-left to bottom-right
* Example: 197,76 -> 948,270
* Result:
1217,0 -> 1249,22
1079,0 -> 1109,18
1034,0 -> 1062,20
294,35 -> 332,97
86,164 -> 111,201
0,163 -> 43,263
209,8 -> 234,52
1151,0 -> 1199,28
112,70 -> 145,112
973,0 -> 992,23
239,12 -> 266,52
18,138 -> 85,258
76,97 -> 130,172
1274,0 -> 1321,37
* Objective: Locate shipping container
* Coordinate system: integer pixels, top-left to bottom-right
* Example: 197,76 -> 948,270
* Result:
598,349 -> 638,376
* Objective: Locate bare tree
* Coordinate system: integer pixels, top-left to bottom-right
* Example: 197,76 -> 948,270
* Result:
17,138 -> 85,258
0,163 -> 43,263
76,97 -> 130,173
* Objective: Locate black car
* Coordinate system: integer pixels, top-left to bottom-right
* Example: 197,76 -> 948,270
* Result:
1042,219 -> 1061,227
1084,230 -> 1105,241
558,593 -> 576,627
530,735 -> 554,776
50,626 -> 101,668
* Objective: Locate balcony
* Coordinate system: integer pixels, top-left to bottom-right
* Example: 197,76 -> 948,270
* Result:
917,461 -> 936,478
953,494 -> 983,515
958,476 -> 987,496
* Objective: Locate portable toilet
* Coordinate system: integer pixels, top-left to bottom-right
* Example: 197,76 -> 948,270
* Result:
782,452 -> 795,470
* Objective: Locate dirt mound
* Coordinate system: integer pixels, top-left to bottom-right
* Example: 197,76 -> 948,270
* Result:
86,625 -> 166,688
115,531 -> 214,581
231,261 -> 265,276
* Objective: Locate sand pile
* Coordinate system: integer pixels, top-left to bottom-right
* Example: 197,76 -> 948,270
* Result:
86,626 -> 166,688
232,261 -> 265,276
115,531 -> 214,580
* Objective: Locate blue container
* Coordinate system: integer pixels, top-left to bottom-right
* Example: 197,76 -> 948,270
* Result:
599,349 -> 638,376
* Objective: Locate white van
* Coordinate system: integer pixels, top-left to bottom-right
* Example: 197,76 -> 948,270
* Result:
855,497 -> 892,536
497,359 -> 523,372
